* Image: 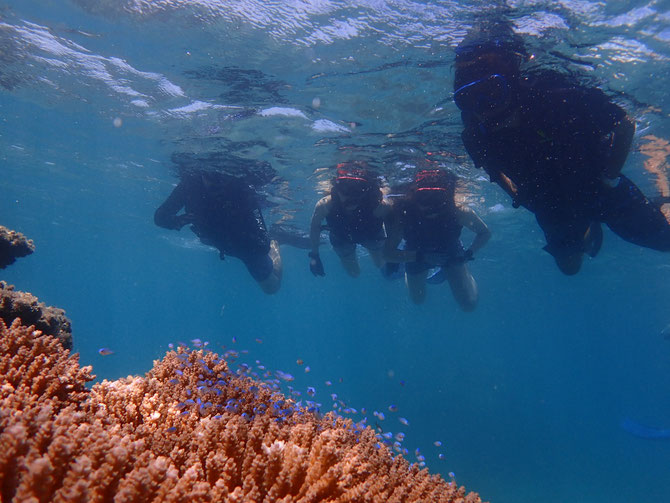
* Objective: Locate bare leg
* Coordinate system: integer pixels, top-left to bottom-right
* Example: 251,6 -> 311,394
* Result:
258,240 -> 282,294
406,269 -> 428,304
335,246 -> 360,277
445,263 -> 478,311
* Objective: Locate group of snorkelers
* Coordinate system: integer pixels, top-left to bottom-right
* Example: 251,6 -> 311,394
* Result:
155,20 -> 670,306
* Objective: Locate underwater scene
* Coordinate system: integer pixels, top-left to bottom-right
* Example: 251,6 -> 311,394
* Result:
2,0 -> 670,501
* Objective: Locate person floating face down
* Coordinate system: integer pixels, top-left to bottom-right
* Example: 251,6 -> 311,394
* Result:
154,169 -> 282,294
384,169 -> 491,311
308,162 -> 394,277
453,20 -> 670,275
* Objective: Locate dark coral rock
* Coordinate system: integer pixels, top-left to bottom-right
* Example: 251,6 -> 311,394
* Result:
0,225 -> 35,269
0,282 -> 72,350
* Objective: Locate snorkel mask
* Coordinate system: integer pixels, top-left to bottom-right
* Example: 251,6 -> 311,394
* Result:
453,21 -> 526,116
453,73 -> 510,115
333,163 -> 378,205
413,169 -> 454,210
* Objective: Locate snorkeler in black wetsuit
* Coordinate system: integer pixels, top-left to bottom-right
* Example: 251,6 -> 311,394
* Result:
453,20 -> 670,275
384,169 -> 490,310
154,169 -> 282,294
308,162 -> 393,277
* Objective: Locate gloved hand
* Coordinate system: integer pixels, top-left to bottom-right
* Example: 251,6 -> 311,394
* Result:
308,252 -> 325,276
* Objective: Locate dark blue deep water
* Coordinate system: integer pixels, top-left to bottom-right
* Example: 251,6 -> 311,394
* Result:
2,1 -> 670,502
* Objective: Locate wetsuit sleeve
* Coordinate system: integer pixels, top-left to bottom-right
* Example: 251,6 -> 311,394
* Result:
462,127 -> 520,204
154,181 -> 188,230
462,126 -> 505,182
566,87 -> 634,177
461,125 -> 488,170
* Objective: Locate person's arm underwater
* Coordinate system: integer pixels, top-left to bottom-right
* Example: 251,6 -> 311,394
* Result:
154,181 -> 193,230
462,127 -> 522,207
489,171 -> 521,207
308,196 -> 330,276
455,205 -> 491,258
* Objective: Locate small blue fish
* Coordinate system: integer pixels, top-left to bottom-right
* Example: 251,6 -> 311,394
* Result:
388,404 -> 398,412
98,348 -> 114,356
275,370 -> 294,382
399,417 -> 409,426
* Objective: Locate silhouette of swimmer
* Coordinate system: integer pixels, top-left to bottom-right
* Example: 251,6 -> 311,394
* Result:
155,169 -> 282,294
454,19 -> 670,275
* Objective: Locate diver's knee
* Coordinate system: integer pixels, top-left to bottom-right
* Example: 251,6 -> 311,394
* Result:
408,287 -> 426,304
555,254 -> 583,276
458,295 -> 478,312
410,294 -> 425,305
259,276 -> 281,295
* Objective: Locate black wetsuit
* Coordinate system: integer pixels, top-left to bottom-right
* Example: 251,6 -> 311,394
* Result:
154,172 -> 273,281
461,73 -> 670,256
326,196 -> 385,250
402,201 -> 465,273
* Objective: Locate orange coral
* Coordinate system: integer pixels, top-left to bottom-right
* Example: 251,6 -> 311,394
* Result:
640,135 -> 670,221
0,318 -> 484,503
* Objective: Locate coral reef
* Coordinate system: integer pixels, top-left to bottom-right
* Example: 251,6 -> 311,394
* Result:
0,318 -> 484,503
0,225 -> 34,269
0,282 -> 72,350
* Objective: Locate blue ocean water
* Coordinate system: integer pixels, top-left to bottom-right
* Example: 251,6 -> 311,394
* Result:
1,1 -> 670,502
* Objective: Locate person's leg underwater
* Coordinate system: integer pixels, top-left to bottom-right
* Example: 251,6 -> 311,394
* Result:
259,239 -> 282,294
405,267 -> 428,304
445,263 -> 478,312
363,238 -> 386,269
537,206 -> 592,275
244,241 -> 282,295
602,175 -> 670,252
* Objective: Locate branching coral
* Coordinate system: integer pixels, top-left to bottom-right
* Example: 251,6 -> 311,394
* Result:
0,318 -> 484,503
0,282 -> 73,350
